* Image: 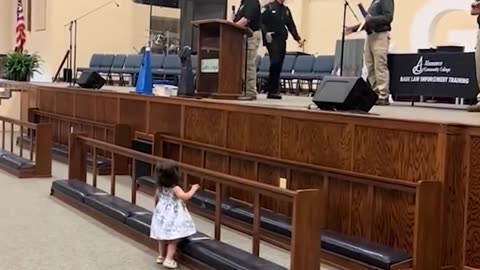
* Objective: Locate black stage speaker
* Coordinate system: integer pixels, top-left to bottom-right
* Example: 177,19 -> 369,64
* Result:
313,76 -> 378,112
77,71 -> 105,89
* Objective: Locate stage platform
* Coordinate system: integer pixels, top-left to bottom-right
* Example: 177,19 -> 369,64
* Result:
18,82 -> 480,126
2,80 -> 480,269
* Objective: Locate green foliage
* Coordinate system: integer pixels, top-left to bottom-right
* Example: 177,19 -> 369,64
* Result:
2,51 -> 41,81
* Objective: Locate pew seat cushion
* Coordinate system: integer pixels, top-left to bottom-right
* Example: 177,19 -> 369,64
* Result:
52,143 -> 69,159
126,212 -> 153,236
84,194 -> 150,222
179,233 -> 286,270
52,142 -> 111,168
190,191 -> 412,269
191,190 -> 247,212
0,151 -> 35,170
51,179 -> 107,202
322,230 -> 411,269
226,207 -> 292,237
137,176 -> 156,189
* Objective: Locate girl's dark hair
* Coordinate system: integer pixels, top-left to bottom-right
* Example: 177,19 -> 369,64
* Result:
154,161 -> 180,188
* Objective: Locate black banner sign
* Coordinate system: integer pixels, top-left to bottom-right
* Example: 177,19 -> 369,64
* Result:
388,52 -> 478,99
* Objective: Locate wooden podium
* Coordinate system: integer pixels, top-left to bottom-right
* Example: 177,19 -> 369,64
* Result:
192,19 -> 251,99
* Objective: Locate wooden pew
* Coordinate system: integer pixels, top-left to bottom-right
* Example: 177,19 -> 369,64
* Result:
0,115 -> 52,178
132,132 -> 443,270
52,132 -> 323,270
22,108 -> 131,175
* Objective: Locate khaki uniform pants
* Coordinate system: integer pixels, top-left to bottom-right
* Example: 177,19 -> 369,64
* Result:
246,31 -> 261,97
365,32 -> 390,100
476,30 -> 480,101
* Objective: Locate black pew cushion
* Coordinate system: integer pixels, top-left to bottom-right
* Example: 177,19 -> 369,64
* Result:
52,143 -> 69,159
126,212 -> 153,236
179,232 -> 287,270
226,207 -> 292,237
322,230 -> 411,269
0,152 -> 35,169
51,179 -> 107,202
190,190 -> 247,212
136,176 -> 156,189
84,194 -> 150,222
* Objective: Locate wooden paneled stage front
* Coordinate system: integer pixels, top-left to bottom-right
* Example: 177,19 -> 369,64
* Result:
3,80 -> 480,269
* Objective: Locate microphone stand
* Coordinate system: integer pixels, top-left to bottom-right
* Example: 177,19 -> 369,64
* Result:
64,1 -> 119,86
340,0 -> 359,76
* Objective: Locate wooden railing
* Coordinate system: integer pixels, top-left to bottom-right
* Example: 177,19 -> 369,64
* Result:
28,108 -> 131,174
68,132 -> 323,270
0,115 -> 52,177
134,132 -> 443,270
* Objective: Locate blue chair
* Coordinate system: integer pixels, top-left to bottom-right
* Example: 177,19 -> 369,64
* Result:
151,54 -> 165,75
255,55 -> 262,70
114,54 -> 143,86
257,55 -> 270,79
160,55 -> 181,76
296,55 -> 335,92
96,54 -> 115,74
282,55 -> 315,94
311,55 -> 335,79
256,55 -> 270,93
106,54 -> 126,84
279,55 -> 297,91
77,54 -> 103,73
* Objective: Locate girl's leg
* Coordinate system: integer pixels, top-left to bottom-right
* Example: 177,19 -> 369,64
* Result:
165,240 -> 177,261
156,240 -> 166,263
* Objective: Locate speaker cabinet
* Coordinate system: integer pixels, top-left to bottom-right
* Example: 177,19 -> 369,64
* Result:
313,76 -> 378,112
77,71 -> 106,89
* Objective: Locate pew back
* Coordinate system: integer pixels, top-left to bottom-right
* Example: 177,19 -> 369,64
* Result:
0,115 -> 52,177
69,133 -> 323,270
28,108 -> 131,174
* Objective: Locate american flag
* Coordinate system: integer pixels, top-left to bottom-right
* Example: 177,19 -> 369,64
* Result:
15,0 -> 26,52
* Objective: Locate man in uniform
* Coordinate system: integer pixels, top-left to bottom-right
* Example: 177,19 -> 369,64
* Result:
233,0 -> 262,100
260,0 -> 303,99
468,1 -> 480,112
346,0 -> 394,105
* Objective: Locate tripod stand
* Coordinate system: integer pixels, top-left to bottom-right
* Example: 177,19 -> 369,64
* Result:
64,1 -> 119,86
339,0 -> 360,76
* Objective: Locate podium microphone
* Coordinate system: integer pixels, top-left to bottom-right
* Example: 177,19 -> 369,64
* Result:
114,1 -> 120,7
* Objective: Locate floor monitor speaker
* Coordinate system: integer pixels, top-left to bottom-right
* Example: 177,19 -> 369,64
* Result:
313,76 -> 378,112
77,71 -> 106,89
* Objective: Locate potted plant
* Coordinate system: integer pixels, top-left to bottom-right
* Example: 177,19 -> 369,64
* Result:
2,51 -> 41,81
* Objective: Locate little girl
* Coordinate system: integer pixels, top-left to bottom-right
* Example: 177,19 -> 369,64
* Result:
150,162 -> 200,269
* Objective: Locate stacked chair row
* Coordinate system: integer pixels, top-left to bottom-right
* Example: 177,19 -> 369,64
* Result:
256,54 -> 335,94
76,54 -> 189,86
78,53 -> 334,93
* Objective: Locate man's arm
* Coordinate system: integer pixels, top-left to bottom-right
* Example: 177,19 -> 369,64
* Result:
236,0 -> 259,27
368,0 -> 394,25
285,7 -> 301,42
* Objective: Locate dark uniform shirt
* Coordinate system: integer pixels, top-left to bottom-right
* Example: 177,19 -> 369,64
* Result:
260,1 -> 301,42
365,0 -> 394,34
234,0 -> 261,31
